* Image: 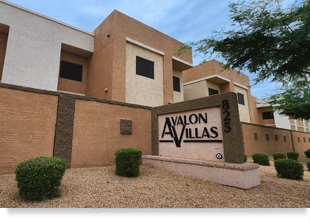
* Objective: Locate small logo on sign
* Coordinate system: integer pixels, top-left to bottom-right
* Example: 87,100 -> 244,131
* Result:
216,153 -> 222,159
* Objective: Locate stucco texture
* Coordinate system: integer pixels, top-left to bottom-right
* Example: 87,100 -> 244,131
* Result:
0,87 -> 58,174
71,99 -> 151,167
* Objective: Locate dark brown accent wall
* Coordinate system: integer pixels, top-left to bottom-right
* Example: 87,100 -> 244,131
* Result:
53,95 -> 75,167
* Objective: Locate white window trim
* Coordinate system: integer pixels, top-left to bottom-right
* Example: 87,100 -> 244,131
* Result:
172,56 -> 193,67
183,74 -> 230,86
57,90 -> 85,96
126,37 -> 165,56
234,82 -> 249,90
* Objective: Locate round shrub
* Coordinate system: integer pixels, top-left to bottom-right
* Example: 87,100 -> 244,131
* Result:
304,149 -> 310,158
273,152 -> 286,161
306,162 -> 310,171
15,156 -> 67,201
274,159 -> 304,180
252,153 -> 270,166
243,153 -> 247,162
115,148 -> 142,177
286,152 -> 299,160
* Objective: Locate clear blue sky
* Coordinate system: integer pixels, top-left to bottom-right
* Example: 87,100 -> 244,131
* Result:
6,0 -> 282,99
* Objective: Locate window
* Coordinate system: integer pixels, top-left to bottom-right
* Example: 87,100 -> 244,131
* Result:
284,135 -> 287,142
297,137 -> 300,142
266,134 -> 270,141
59,60 -> 83,82
303,137 -> 306,143
275,134 -> 278,141
173,76 -> 180,92
262,111 -> 274,120
208,88 -> 219,96
136,56 -> 154,79
237,92 -> 245,105
254,132 -> 258,141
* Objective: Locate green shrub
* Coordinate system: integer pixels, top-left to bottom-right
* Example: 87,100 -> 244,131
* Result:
306,162 -> 310,171
243,153 -> 247,162
15,156 -> 67,201
115,148 -> 142,177
252,153 -> 270,166
274,159 -> 304,180
286,152 -> 299,160
304,149 -> 310,158
273,152 -> 286,161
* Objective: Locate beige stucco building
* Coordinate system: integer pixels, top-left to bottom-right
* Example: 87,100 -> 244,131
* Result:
0,0 -> 192,107
0,0 -> 309,131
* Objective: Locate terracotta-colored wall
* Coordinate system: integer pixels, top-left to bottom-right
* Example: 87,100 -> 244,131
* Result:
242,123 -> 294,156
183,60 -> 250,88
292,131 -> 310,154
86,12 -> 114,100
57,51 -> 88,95
0,32 -> 8,80
88,10 -> 192,104
248,95 -> 260,124
71,99 -> 151,168
0,87 -> 58,174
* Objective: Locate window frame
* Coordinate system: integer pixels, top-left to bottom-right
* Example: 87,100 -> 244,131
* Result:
173,76 -> 181,92
237,92 -> 245,105
59,60 -> 83,82
136,56 -> 154,79
208,88 -> 219,96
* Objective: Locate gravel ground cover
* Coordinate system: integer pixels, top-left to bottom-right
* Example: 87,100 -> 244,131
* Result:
1,158 -> 310,208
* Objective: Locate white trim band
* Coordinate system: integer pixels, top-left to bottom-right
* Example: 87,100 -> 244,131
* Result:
183,74 -> 230,86
126,37 -> 165,55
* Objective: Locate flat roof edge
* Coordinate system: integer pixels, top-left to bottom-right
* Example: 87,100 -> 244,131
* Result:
1,0 -> 94,36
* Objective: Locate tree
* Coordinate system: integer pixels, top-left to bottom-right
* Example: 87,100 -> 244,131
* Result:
177,0 -> 310,120
179,0 -> 310,84
268,81 -> 310,120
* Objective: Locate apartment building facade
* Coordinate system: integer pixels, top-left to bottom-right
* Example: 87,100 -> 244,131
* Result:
0,0 -> 192,107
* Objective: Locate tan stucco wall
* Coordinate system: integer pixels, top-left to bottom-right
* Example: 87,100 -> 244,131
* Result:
125,42 -> 163,106
173,69 -> 183,103
71,99 -> 151,168
234,85 -> 250,123
0,32 -> 8,80
0,87 -> 58,174
242,123 -> 294,156
57,51 -> 88,95
184,80 -> 207,101
292,131 -> 310,155
206,81 -> 220,95
88,10 -> 192,105
0,1 -> 94,91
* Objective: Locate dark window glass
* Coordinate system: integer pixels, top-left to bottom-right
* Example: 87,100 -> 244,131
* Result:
59,60 -> 83,82
173,76 -> 180,92
262,111 -> 274,120
284,136 -> 287,142
297,137 -> 300,142
303,137 -> 306,143
136,56 -> 154,79
275,134 -> 278,141
254,132 -> 258,141
208,88 -> 219,96
237,92 -> 245,105
266,133 -> 270,141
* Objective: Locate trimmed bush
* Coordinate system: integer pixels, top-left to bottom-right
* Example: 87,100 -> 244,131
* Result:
306,162 -> 310,171
274,159 -> 304,180
243,153 -> 247,162
252,153 -> 270,166
115,148 -> 142,177
304,149 -> 310,158
286,152 -> 299,160
15,156 -> 67,201
273,152 -> 286,161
